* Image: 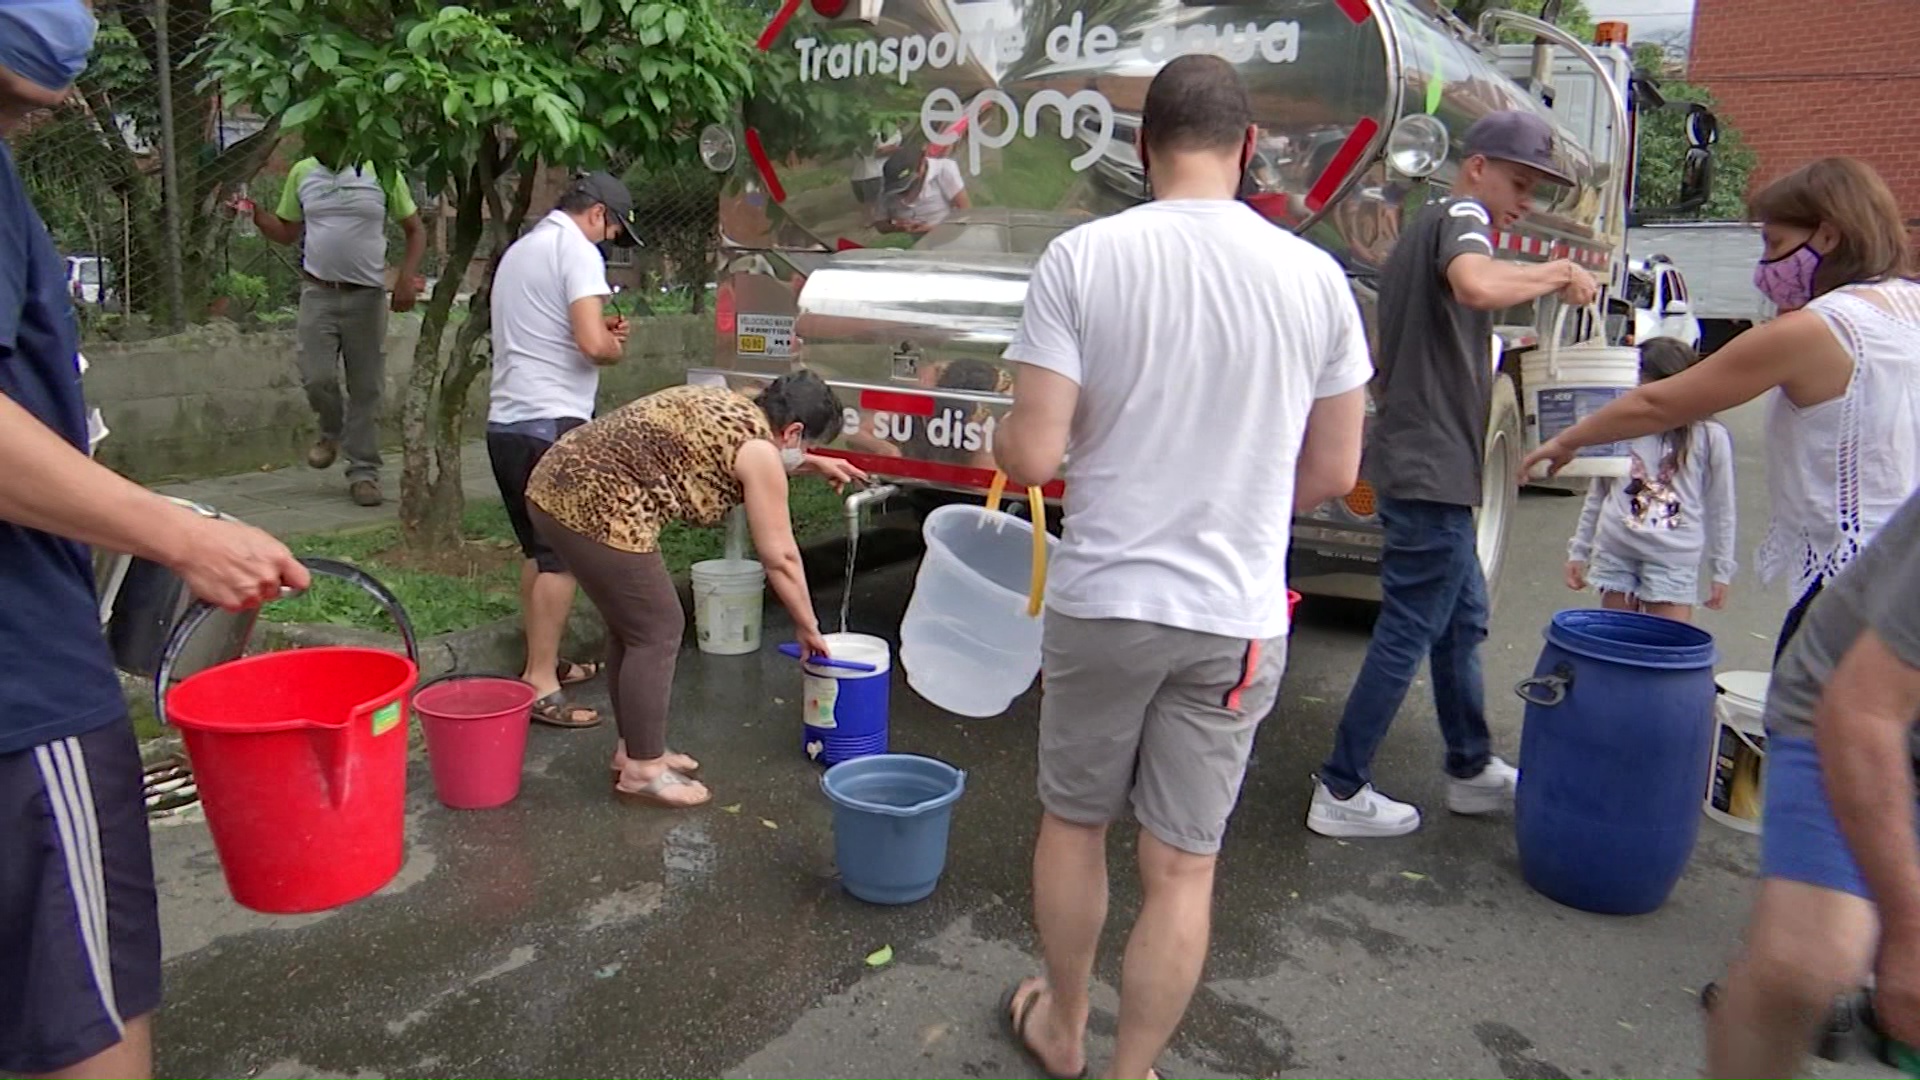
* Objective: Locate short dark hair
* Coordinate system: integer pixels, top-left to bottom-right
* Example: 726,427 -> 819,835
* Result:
759,369 -> 845,442
555,184 -> 601,215
1140,54 -> 1251,155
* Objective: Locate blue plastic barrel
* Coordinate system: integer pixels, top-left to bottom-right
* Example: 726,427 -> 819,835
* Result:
821,754 -> 966,905
799,633 -> 891,766
1514,610 -> 1719,915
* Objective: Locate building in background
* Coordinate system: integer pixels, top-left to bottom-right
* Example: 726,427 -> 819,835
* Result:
1690,0 -> 1920,238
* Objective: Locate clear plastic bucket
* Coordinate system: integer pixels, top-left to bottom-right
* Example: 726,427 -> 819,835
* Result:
900,504 -> 1054,718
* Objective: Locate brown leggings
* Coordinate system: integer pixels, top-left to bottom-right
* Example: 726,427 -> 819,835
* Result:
528,505 -> 682,759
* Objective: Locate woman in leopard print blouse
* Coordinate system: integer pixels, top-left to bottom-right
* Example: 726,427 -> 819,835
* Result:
525,371 -> 865,809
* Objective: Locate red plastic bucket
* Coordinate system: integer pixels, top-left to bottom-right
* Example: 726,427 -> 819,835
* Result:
415,675 -> 537,810
165,646 -> 417,914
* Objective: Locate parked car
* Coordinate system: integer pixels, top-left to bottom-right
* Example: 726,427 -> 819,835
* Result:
1625,255 -> 1701,349
64,254 -> 117,310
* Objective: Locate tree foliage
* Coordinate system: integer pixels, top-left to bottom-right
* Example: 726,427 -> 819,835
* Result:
204,0 -> 756,549
1630,44 -> 1756,221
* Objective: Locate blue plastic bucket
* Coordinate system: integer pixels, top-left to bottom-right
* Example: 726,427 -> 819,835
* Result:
1514,610 -> 1719,915
820,754 -> 966,905
798,633 -> 891,766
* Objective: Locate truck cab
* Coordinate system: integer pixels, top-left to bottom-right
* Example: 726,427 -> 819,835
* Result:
694,0 -> 1713,606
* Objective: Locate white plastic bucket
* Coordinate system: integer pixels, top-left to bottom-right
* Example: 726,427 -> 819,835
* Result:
1705,670 -> 1768,834
900,504 -> 1055,718
1523,305 -> 1641,479
690,559 -> 765,656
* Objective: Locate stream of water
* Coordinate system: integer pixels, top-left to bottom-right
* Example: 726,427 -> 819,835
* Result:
838,524 -> 859,635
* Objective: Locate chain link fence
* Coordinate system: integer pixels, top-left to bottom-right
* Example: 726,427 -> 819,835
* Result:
12,0 -> 725,342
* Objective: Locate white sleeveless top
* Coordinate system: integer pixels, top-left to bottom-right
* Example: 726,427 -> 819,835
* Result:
1757,280 -> 1920,596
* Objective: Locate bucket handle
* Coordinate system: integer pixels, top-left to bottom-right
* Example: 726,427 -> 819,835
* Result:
1545,301 -> 1608,382
151,557 -> 419,727
1514,662 -> 1574,708
822,757 -> 968,817
983,471 -> 1047,618
776,642 -> 879,672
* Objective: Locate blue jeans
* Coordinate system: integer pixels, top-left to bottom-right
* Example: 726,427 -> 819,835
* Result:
1320,496 -> 1492,799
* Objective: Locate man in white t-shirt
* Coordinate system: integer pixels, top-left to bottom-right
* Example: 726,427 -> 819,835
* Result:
878,144 -> 971,234
992,55 -> 1371,1080
487,170 -> 637,729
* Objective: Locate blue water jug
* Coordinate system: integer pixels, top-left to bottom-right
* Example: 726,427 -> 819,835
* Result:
1514,610 -> 1718,915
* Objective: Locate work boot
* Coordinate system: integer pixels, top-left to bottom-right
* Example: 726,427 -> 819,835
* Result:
350,479 -> 383,507
307,436 -> 339,470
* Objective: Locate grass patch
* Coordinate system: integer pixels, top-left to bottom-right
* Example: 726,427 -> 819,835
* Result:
269,477 -> 850,636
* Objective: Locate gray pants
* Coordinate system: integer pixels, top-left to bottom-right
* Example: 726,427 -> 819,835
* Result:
296,282 -> 388,482
1038,612 -> 1288,855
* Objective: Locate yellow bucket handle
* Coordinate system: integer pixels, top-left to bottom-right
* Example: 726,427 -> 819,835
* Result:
985,472 -> 1047,618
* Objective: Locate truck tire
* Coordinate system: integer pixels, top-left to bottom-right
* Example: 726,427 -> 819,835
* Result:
1476,375 -> 1522,605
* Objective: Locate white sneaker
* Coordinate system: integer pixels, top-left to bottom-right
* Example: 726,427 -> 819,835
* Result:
1446,756 -> 1520,815
1306,778 -> 1422,838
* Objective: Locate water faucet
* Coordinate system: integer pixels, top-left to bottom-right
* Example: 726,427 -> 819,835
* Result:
844,483 -> 901,527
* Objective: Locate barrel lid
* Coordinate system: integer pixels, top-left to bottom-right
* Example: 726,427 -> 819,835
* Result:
1716,670 -> 1771,712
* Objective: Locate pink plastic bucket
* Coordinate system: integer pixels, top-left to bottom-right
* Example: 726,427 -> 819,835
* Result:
415,675 -> 537,810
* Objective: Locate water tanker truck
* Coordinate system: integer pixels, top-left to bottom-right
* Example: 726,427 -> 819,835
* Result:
690,0 -> 1716,604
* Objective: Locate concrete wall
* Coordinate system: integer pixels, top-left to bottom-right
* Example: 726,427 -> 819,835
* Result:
1691,0 -> 1920,238
86,314 -> 715,482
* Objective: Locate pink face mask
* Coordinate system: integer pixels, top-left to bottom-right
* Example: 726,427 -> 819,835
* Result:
1753,243 -> 1822,311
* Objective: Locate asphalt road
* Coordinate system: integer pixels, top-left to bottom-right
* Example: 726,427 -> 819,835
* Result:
149,397 -> 1886,1079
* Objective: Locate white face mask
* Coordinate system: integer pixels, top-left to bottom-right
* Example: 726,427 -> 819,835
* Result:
780,445 -> 806,473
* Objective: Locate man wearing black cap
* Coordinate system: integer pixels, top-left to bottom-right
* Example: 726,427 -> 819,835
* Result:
486,169 -> 638,728
877,143 -> 971,234
1306,109 -> 1599,839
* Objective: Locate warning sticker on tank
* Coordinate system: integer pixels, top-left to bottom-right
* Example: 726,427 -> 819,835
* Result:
803,674 -> 839,730
372,702 -> 403,737
737,314 -> 794,358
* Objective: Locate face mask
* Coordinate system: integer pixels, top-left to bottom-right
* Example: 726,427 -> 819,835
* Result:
0,0 -> 98,92
1754,243 -> 1822,312
780,445 -> 806,473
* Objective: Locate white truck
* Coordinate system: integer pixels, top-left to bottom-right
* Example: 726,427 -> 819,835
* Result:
1628,221 -> 1774,354
692,0 -> 1717,604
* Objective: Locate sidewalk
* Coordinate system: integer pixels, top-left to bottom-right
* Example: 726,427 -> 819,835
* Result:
155,441 -> 495,538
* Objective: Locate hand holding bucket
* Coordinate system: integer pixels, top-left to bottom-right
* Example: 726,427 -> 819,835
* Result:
153,558 -> 421,914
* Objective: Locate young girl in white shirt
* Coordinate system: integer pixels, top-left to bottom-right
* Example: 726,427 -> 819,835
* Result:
1564,338 -> 1737,622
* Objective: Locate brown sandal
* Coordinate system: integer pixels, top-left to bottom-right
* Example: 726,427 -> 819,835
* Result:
557,659 -> 602,686
613,768 -> 711,809
530,691 -> 599,729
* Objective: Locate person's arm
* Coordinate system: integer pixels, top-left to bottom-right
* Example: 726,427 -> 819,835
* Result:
1446,253 -> 1590,312
995,241 -> 1081,489
562,238 -> 624,363
1567,479 -> 1606,564
252,162 -> 309,247
940,162 -> 971,212
1294,277 -> 1373,511
736,440 -> 827,655
1522,309 -> 1844,478
384,172 -> 425,312
1704,422 -> 1737,585
0,392 -> 308,607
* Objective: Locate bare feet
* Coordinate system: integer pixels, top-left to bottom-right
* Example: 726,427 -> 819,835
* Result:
614,761 -> 711,808
1004,977 -> 1087,1080
613,740 -> 698,775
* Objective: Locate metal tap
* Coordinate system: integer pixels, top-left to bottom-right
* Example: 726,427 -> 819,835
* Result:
844,483 -> 901,526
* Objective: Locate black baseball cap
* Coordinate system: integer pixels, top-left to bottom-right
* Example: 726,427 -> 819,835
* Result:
570,170 -> 641,247
881,146 -> 926,196
1463,110 -> 1574,187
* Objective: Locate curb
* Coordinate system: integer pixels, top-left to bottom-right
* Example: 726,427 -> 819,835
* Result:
131,513 -> 926,749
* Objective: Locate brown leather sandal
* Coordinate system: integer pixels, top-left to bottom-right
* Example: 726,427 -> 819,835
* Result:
530,691 -> 599,729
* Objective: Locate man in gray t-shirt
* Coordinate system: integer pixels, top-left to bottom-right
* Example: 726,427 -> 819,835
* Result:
1307,111 -> 1597,838
1706,490 -> 1920,1077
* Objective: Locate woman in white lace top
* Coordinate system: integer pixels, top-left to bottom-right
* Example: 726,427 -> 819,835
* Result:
1523,157 -> 1920,657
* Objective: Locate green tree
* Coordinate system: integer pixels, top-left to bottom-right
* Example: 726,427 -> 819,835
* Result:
205,0 -> 754,550
15,0 -> 279,325
1630,43 -> 1756,221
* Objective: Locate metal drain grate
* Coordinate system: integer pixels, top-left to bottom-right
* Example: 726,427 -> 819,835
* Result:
143,754 -> 200,818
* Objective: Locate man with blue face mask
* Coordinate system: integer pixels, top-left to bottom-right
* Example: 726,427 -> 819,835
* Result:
0,5 -> 309,1077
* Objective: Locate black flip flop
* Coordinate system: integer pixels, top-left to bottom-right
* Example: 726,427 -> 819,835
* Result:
1001,978 -> 1090,1080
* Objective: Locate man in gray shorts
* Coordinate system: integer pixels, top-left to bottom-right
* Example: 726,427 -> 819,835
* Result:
992,54 -> 1370,1080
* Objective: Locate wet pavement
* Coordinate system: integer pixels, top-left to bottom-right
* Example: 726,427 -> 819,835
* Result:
151,400 -> 1885,1079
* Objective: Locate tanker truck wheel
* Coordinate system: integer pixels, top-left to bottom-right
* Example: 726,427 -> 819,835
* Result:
1476,375 -> 1522,606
